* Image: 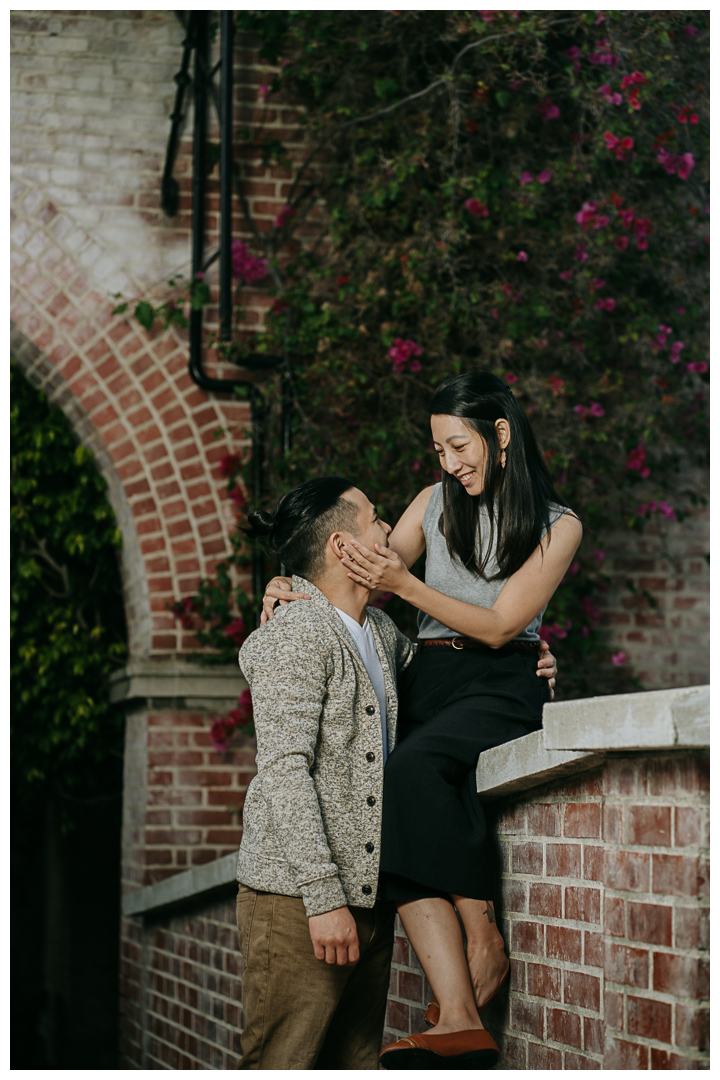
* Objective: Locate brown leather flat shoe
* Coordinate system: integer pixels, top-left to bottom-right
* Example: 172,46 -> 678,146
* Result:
424,957 -> 510,1028
380,1028 -> 499,1070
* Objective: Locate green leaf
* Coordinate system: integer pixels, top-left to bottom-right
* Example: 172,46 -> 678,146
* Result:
134,301 -> 156,330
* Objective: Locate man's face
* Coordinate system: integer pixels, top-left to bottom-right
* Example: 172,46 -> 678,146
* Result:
338,488 -> 391,552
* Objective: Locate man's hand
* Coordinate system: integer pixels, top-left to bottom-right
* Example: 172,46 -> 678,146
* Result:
537,640 -> 557,700
260,576 -> 311,624
308,906 -> 360,965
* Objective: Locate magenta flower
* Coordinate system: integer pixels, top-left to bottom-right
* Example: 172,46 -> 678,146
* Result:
589,402 -> 605,417
537,170 -> 552,184
626,444 -> 650,478
274,204 -> 296,229
219,452 -> 241,478
563,46 -> 582,73
611,651 -> 627,666
677,306 -> 686,314
223,617 -> 248,646
388,337 -> 423,373
520,171 -> 534,185
615,236 -> 629,250
509,79 -> 523,90
231,240 -> 268,283
658,500 -> 677,520
599,84 -> 622,106
590,277 -> 606,292
559,270 -> 573,282
684,24 -> 699,37
593,549 -> 605,563
574,404 -> 587,417
490,309 -> 499,318
538,98 -> 560,121
594,297 -> 615,311
574,242 -> 589,262
547,376 -> 565,395
516,251 -> 528,262
670,341 -> 685,363
464,197 -> 489,217
504,372 -> 518,384
575,201 -> 598,228
687,361 -> 708,374
657,149 -> 695,179
411,460 -> 420,472
478,10 -> 496,21
258,84 -> 270,101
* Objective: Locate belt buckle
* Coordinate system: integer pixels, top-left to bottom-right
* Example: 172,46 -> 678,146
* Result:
451,638 -> 464,651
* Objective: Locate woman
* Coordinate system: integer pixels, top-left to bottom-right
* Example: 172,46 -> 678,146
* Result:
263,372 -> 580,1068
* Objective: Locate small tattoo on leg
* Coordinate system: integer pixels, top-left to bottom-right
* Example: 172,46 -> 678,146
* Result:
484,903 -> 496,925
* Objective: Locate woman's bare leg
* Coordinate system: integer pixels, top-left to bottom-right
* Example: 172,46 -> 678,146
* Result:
396,897 -> 484,1036
451,896 -> 508,1009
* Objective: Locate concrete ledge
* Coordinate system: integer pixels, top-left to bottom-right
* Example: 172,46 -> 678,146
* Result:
543,685 -> 709,751
477,684 -> 708,800
477,731 -> 605,801
123,852 -> 238,917
110,659 -> 245,707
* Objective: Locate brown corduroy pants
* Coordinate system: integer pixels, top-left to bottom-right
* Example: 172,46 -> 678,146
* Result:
236,885 -> 395,1070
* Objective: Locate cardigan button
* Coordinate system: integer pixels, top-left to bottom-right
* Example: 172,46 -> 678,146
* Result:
365,705 -> 375,715
362,885 -> 372,895
366,796 -> 376,807
365,752 -> 375,762
365,842 -> 374,853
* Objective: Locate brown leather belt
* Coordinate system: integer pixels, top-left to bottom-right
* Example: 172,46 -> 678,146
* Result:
421,637 -> 540,654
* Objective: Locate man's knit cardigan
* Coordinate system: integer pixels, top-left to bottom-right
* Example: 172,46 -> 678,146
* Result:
236,575 -> 416,917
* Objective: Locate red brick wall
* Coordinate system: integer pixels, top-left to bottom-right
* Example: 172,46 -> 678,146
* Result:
385,753 -> 709,1069
119,752 -> 709,1069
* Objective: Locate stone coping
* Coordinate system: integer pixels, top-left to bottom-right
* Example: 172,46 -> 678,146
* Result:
110,659 -> 245,710
123,684 -> 708,917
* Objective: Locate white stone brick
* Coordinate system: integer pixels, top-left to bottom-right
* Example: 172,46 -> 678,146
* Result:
33,36 -> 90,55
76,76 -> 103,94
54,150 -> 81,168
56,93 -> 112,115
16,165 -> 50,184
10,54 -> 59,72
27,149 -> 54,165
12,90 -> 56,110
46,74 -> 75,91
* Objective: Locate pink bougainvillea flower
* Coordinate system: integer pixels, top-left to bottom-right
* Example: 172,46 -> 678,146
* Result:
676,306 -> 686,314
388,337 -> 423,373
223,617 -> 248,646
231,240 -> 268,283
658,500 -> 677,520
611,651 -> 627,666
270,297 -> 290,316
559,270 -> 573,282
172,597 -> 196,630
520,171 -> 534,185
258,84 -> 270,100
509,78 -> 523,90
574,404 -> 587,417
219,452 -> 241,478
537,170 -> 552,184
411,460 -> 420,472
599,84 -> 622,105
626,443 -> 650,478
594,297 -> 615,311
593,549 -> 605,563
684,23 -> 699,37
563,46 -> 582,73
547,376 -> 565,395
538,97 -> 560,121
637,500 -> 657,517
614,236 -> 629,250
657,149 -> 695,179
596,12 -> 605,23
669,341 -> 685,363
477,10 -> 496,21
589,402 -> 606,416
618,208 -> 635,227
336,275 -> 351,286
504,372 -> 518,384
516,250 -> 528,262
500,282 -> 514,297
574,242 -> 589,262
274,204 -> 297,229
464,197 -> 489,217
575,201 -> 597,228
687,361 -> 708,373
595,215 -> 610,229
490,308 -> 499,318
229,485 -> 247,509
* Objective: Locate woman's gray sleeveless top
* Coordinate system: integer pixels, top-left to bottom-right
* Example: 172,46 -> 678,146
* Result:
417,483 -> 569,643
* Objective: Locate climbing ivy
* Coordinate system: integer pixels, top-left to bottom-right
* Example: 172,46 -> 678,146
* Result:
10,362 -> 128,818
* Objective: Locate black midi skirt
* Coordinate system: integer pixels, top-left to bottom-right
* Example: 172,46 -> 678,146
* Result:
379,642 -> 549,902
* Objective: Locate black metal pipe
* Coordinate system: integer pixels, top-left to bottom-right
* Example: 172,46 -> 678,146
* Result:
161,13 -> 194,217
219,11 -> 234,341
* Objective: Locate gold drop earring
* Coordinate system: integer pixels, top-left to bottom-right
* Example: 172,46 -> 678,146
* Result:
500,449 -> 507,469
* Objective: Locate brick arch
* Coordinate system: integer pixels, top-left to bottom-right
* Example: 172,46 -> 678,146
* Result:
10,178 -> 250,659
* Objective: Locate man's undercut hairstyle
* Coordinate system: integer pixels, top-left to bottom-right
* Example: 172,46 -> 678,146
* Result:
246,477 -> 359,581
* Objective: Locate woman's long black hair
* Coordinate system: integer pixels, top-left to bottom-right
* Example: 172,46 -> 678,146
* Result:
431,371 -> 567,580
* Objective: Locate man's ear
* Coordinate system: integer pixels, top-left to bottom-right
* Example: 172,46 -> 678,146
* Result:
328,531 -> 344,561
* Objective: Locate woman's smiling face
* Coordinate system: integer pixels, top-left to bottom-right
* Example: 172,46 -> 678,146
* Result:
431,414 -> 488,495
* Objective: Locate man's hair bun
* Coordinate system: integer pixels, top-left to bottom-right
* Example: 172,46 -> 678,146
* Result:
245,509 -> 275,539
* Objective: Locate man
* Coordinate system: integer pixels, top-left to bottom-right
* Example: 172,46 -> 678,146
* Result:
235,476 -> 557,1069
235,477 -> 413,1070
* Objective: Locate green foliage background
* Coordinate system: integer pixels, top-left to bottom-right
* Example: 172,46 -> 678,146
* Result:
10,362 -> 128,818
153,11 -> 708,703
